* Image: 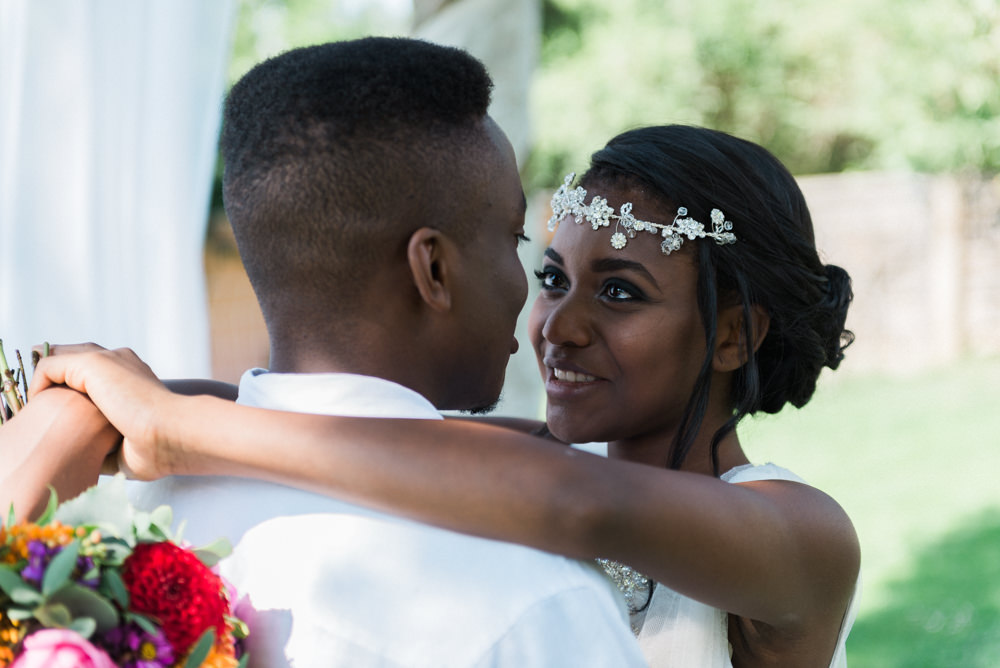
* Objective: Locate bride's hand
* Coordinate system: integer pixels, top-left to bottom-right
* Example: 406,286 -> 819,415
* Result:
30,343 -> 180,480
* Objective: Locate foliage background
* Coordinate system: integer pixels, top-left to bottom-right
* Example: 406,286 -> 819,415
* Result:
527,0 -> 1000,188
221,0 -> 1000,198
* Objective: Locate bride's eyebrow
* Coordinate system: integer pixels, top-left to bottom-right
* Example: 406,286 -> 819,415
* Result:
591,257 -> 656,284
543,248 -> 564,265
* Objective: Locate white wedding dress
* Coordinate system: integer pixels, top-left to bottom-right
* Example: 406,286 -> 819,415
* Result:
625,463 -> 860,667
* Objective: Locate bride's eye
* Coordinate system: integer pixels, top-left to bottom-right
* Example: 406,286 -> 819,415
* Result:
602,280 -> 642,302
534,267 -> 567,292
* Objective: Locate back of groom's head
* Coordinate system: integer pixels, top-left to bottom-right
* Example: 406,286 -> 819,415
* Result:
221,37 -> 493,313
219,38 -> 528,410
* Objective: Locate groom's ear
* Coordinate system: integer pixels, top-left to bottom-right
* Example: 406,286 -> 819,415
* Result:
406,227 -> 454,312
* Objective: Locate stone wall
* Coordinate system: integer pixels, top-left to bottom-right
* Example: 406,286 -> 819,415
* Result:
800,172 -> 1000,375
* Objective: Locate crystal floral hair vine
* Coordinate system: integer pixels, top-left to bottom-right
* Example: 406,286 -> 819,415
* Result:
547,173 -> 737,255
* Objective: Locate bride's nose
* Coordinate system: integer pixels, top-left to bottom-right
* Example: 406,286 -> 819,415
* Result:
540,294 -> 593,348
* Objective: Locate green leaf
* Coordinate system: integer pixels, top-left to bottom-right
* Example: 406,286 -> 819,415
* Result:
54,474 -> 134,537
132,512 -> 151,538
8,606 -> 33,621
6,502 -> 14,528
237,653 -> 250,668
128,611 -> 160,636
49,583 -> 119,633
0,566 -> 41,605
10,586 -> 43,606
34,602 -> 72,628
35,487 -> 59,526
192,537 -> 232,568
68,616 -> 97,638
149,505 -> 173,533
101,569 -> 129,608
228,615 -> 249,640
100,538 -> 133,566
183,628 -> 216,668
42,539 -> 79,596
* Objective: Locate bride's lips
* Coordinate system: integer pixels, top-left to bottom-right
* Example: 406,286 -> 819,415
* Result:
552,367 -> 597,383
542,358 -> 605,397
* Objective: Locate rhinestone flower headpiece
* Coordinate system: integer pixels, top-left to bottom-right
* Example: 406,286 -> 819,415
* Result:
547,173 -> 737,255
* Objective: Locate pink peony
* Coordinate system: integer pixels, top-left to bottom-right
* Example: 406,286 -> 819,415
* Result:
11,629 -> 116,668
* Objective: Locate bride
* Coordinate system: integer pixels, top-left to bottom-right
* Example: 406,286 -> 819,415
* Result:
26,125 -> 860,667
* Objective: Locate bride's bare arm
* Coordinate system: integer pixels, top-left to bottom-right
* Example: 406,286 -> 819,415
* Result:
0,387 -> 119,522
31,345 -> 858,632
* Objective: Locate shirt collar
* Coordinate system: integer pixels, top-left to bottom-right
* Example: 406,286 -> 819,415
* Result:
236,368 -> 442,420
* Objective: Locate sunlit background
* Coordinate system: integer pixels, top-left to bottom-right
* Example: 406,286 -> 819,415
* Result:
2,1 -> 999,664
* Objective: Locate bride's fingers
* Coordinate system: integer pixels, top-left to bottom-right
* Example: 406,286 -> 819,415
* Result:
31,342 -> 108,358
29,346 -> 155,397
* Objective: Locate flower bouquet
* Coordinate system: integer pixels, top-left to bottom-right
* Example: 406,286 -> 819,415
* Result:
0,477 -> 248,667
0,341 -> 249,667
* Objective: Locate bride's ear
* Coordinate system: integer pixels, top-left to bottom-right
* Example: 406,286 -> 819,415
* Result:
713,303 -> 770,372
406,227 -> 453,312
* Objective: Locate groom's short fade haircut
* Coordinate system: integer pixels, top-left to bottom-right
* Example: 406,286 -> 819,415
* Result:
220,37 -> 496,317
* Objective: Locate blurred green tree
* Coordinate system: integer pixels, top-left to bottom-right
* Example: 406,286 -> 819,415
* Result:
527,0 -> 1000,188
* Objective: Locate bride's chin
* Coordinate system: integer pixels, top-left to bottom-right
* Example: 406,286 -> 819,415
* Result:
544,414 -> 605,447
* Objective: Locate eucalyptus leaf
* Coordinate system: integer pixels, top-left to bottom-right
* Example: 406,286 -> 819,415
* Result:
68,616 -> 97,638
149,504 -> 174,533
183,628 -> 216,668
193,537 -> 232,568
238,653 -> 250,668
5,502 -> 14,528
54,474 -> 134,536
41,539 -> 80,597
8,606 -> 33,621
34,602 -> 72,628
101,569 -> 129,608
0,566 -> 39,604
128,611 -> 160,636
49,582 -> 120,633
132,512 -> 151,539
10,586 -> 43,606
101,538 -> 133,566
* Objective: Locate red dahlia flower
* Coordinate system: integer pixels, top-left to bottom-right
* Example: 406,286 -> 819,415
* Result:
121,542 -> 229,656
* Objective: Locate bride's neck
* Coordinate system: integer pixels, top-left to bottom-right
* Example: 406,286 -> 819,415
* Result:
607,425 -> 748,477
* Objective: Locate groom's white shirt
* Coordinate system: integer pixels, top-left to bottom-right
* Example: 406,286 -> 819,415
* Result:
129,370 -> 646,667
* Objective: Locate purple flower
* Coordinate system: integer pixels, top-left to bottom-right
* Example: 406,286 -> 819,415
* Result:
20,541 -> 55,586
76,555 -> 100,589
20,541 -> 100,589
100,623 -> 174,668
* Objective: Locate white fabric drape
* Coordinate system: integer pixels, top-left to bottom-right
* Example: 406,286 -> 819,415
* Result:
0,0 -> 235,377
413,0 -> 544,419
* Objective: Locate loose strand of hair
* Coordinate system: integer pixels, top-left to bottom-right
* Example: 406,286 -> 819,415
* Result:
668,244 -> 718,471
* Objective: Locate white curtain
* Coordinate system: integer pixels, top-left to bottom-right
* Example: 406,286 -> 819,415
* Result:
0,0 -> 235,378
413,0 -> 540,167
413,0 -> 543,418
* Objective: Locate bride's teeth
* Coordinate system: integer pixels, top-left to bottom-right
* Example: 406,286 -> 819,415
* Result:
553,368 -> 597,383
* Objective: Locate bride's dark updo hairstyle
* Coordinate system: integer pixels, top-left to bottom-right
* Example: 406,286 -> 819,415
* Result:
580,125 -> 854,473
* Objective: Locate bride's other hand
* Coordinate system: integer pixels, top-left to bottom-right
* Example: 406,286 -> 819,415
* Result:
0,387 -> 118,522
29,343 -> 181,481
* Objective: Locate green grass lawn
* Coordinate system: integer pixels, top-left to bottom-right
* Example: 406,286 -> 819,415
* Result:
741,356 -> 1000,667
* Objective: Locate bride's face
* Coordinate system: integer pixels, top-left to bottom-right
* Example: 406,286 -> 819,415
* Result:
528,183 -> 708,448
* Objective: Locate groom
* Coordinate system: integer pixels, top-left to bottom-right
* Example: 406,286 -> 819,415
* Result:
56,38 -> 644,666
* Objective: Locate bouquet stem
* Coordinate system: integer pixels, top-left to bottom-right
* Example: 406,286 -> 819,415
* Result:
0,339 -> 24,421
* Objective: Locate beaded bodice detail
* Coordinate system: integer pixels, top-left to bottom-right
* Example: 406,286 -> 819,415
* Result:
597,558 -> 654,635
